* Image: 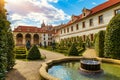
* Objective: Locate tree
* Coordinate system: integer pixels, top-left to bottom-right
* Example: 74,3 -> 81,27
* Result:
27,45 -> 41,60
68,43 -> 79,56
85,36 -> 91,48
95,30 -> 105,57
0,0 -> 15,79
78,36 -> 83,47
0,0 -> 8,79
6,30 -> 15,70
104,14 -> 120,59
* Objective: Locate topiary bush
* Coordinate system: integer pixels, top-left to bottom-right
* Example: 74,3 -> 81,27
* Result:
0,1 -> 15,79
104,14 -> 120,59
68,43 -> 79,56
27,45 -> 41,60
95,30 -> 105,57
85,36 -> 91,48
15,47 -> 27,59
6,31 -> 15,70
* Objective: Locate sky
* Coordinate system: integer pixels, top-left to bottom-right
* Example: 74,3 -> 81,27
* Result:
5,0 -> 108,30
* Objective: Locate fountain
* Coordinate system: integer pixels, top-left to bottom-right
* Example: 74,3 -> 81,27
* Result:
79,59 -> 103,75
40,57 -> 120,80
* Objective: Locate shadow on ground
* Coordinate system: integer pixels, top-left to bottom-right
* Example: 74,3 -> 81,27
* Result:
6,69 -> 26,80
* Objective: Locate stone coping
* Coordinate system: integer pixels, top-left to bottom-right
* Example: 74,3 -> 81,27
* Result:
39,57 -> 120,80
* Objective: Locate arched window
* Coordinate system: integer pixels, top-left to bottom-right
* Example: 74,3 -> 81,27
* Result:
25,34 -> 31,43
33,34 -> 39,45
16,33 -> 23,45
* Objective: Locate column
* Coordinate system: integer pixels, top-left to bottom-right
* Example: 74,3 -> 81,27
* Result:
23,33 -> 26,46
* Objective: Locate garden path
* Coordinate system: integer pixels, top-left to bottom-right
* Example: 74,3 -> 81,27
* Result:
82,48 -> 98,58
6,49 -> 65,80
6,48 -> 97,80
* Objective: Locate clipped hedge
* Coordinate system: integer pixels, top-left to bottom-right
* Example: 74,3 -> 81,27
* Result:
16,54 -> 26,59
104,14 -> 120,59
85,36 -> 91,48
78,48 -> 85,55
68,43 -> 79,56
95,30 -> 105,57
27,45 -> 41,60
15,47 -> 27,59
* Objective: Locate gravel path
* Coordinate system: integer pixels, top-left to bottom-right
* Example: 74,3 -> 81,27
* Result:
40,49 -> 65,61
82,48 -> 97,58
6,49 -> 65,80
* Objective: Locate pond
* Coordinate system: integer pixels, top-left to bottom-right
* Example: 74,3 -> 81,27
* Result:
48,61 -> 120,80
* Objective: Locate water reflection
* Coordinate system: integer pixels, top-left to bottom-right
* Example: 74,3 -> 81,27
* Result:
48,62 -> 120,80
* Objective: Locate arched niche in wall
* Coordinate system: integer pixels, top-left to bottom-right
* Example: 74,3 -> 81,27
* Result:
33,34 -> 39,45
16,33 -> 23,45
25,33 -> 31,44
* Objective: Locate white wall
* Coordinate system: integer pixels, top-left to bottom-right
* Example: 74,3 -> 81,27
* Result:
59,5 -> 120,40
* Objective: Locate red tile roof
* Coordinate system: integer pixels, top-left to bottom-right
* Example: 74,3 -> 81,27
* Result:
62,0 -> 120,28
13,26 -> 54,33
91,0 -> 120,15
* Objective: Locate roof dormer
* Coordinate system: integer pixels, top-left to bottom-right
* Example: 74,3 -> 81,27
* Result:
82,7 -> 91,18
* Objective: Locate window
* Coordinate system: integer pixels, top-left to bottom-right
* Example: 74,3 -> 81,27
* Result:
89,19 -> 93,26
83,13 -> 85,16
90,34 -> 94,41
98,15 -> 103,24
115,9 -> 120,15
44,34 -> 45,36
82,21 -> 85,28
64,29 -> 66,33
76,24 -> 79,30
67,28 -> 69,33
71,26 -> 73,31
61,30 -> 62,34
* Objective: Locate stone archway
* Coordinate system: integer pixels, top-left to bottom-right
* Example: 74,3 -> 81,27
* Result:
16,33 -> 23,45
25,34 -> 31,44
33,34 -> 39,45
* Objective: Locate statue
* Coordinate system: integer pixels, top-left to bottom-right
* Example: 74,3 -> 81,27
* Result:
26,40 -> 31,50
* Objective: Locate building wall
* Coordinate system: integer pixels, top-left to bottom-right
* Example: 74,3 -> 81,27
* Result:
13,32 -> 53,46
59,5 -> 120,40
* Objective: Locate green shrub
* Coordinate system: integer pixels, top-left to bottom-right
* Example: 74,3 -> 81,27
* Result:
27,45 -> 41,60
16,54 -> 26,59
78,36 -> 83,47
104,14 -> 120,59
85,36 -> 91,48
78,47 -> 85,55
68,43 -> 79,56
0,3 -> 14,79
95,30 -> 105,57
93,33 -> 97,45
6,31 -> 15,70
15,47 -> 27,59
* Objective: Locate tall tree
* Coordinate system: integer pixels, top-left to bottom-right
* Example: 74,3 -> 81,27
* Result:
0,0 -> 15,79
104,14 -> 120,59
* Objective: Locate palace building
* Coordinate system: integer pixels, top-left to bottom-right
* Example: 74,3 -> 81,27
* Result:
13,0 -> 120,46
13,22 -> 55,46
54,0 -> 120,42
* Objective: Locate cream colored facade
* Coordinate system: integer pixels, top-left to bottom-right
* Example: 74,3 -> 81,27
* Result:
56,4 -> 120,42
13,32 -> 52,46
13,1 -> 120,45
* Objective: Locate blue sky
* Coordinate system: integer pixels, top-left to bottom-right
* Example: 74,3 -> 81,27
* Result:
5,0 -> 107,29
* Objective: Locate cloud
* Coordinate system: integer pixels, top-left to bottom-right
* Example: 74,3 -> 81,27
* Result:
5,0 -> 70,29
92,2 -> 97,5
47,0 -> 58,3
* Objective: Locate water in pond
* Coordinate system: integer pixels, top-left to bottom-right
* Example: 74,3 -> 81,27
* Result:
48,62 -> 120,80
